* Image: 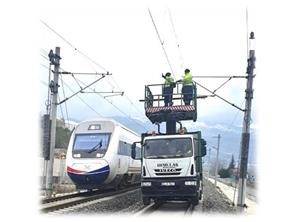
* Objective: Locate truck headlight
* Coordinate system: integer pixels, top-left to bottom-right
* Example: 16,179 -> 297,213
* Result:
185,181 -> 197,186
141,182 -> 152,187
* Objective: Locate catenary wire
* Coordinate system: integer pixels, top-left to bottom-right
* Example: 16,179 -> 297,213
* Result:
148,8 -> 175,78
74,77 -> 149,132
57,94 -> 65,121
57,66 -> 149,132
60,78 -> 103,117
168,8 -> 184,70
41,20 -> 108,72
40,25 -> 148,126
40,64 -> 102,117
60,75 -> 70,124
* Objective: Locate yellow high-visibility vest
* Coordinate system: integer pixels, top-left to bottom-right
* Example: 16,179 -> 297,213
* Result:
183,72 -> 193,86
165,76 -> 175,87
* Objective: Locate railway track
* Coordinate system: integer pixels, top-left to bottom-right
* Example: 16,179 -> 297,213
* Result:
136,199 -> 202,215
41,190 -> 103,204
41,185 -> 140,213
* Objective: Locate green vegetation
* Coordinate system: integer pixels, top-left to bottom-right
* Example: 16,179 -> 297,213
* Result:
218,168 -> 231,178
218,155 -> 235,178
55,119 -> 72,148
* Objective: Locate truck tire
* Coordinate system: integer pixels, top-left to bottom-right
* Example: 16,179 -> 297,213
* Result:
143,197 -> 151,206
199,181 -> 203,200
154,198 -> 163,205
191,195 -> 199,206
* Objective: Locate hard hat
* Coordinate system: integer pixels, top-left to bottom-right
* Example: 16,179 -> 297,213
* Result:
165,72 -> 171,76
185,69 -> 190,73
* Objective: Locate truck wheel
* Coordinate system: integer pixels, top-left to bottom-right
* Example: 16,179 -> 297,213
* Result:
143,197 -> 151,206
191,195 -> 199,206
199,182 -> 203,200
199,189 -> 202,200
154,198 -> 163,205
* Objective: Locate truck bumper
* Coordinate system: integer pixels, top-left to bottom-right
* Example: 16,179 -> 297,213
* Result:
141,177 -> 199,200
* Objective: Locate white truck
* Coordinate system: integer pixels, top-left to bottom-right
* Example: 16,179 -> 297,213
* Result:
131,131 -> 206,206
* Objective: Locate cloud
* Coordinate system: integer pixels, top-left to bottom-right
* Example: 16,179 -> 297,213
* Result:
184,121 -> 234,132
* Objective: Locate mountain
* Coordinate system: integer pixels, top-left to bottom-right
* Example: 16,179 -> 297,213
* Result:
66,115 -> 257,167
111,116 -> 257,167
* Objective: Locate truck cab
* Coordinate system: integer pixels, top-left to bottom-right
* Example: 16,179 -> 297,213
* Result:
132,131 -> 206,206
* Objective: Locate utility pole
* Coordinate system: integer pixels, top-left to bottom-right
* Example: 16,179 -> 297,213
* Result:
214,134 -> 221,187
237,32 -> 256,209
45,47 -> 61,197
207,147 -> 211,179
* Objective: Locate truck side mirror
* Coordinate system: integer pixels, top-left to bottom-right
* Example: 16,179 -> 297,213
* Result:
200,139 -> 207,157
131,142 -> 136,159
201,146 -> 206,157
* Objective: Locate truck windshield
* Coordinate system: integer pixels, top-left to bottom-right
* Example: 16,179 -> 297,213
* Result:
144,138 -> 193,159
73,133 -> 111,154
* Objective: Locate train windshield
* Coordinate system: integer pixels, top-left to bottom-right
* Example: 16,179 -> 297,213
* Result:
73,133 -> 111,156
144,138 -> 193,159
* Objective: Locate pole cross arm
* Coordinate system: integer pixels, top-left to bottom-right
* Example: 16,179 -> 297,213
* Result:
56,71 -> 111,76
194,81 -> 246,112
192,75 -> 247,79
81,91 -> 124,94
57,75 -> 106,105
103,92 -> 124,98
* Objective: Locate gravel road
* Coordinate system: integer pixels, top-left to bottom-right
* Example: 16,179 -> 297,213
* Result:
202,179 -> 236,214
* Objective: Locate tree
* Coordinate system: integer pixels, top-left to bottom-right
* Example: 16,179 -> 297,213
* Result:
55,126 -> 72,148
228,155 -> 235,171
55,119 -> 72,148
218,168 -> 231,178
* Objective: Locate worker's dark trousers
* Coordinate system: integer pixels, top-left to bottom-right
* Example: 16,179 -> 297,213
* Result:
182,85 -> 193,105
163,86 -> 173,106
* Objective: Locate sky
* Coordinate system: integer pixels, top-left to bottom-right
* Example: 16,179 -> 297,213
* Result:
38,0 -> 258,178
3,0 -> 297,220
39,0 -> 257,130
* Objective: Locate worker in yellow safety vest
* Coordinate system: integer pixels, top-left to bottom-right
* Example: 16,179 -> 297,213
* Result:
162,72 -> 175,106
180,69 -> 193,105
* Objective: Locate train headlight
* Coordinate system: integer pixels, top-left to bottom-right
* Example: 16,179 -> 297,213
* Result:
185,181 -> 197,186
88,124 -> 101,130
96,153 -> 103,157
141,182 -> 152,187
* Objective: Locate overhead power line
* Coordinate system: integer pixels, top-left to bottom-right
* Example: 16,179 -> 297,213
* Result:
57,74 -> 108,105
40,24 -> 148,126
109,75 -> 149,121
194,81 -> 245,112
168,8 -> 184,70
56,66 -> 149,132
148,8 -> 175,78
57,94 -> 65,121
41,20 -> 108,72
60,76 -> 103,117
74,77 -> 149,132
60,74 -> 70,123
40,64 -> 102,117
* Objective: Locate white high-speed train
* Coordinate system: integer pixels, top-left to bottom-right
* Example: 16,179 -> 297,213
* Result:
66,118 -> 141,190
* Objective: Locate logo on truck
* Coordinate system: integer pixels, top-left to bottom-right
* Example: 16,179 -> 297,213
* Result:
157,168 -> 178,172
157,163 -> 178,168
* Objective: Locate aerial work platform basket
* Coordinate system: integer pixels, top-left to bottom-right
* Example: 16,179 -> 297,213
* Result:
141,82 -> 198,124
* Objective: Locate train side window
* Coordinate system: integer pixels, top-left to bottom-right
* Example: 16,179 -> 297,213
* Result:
118,141 -> 124,155
118,141 -> 132,156
125,143 -> 131,156
135,146 -> 141,159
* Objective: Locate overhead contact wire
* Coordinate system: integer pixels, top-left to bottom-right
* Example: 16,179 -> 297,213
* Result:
148,8 -> 175,78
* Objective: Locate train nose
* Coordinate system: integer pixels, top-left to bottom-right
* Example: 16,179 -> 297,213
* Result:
67,160 -> 110,188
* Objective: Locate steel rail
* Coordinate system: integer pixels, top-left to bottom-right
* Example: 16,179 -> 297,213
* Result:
41,185 -> 140,213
